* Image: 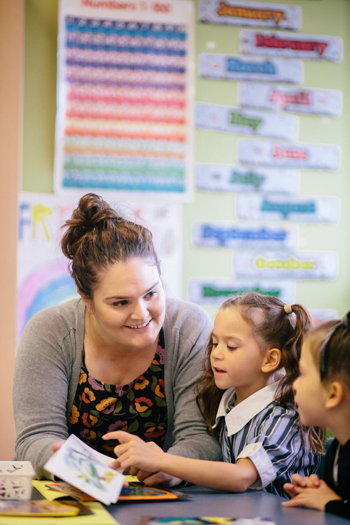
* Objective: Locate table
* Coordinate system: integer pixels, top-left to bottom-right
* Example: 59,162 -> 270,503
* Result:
105,485 -> 350,525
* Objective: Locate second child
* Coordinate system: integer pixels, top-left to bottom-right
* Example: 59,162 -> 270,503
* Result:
104,293 -> 322,496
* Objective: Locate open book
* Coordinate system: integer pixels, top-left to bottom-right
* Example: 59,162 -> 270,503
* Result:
44,434 -> 124,505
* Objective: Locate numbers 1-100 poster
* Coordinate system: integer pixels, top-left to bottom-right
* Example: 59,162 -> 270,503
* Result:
54,0 -> 194,200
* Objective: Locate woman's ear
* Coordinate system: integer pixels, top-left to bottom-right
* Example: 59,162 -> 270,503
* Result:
261,348 -> 282,373
77,288 -> 92,312
325,381 -> 344,410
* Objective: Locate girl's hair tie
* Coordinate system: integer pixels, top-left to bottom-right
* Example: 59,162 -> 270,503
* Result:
284,304 -> 293,314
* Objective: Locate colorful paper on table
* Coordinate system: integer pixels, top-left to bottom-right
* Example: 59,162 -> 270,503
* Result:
44,435 -> 124,505
0,500 -> 79,517
136,518 -> 276,525
0,501 -> 117,525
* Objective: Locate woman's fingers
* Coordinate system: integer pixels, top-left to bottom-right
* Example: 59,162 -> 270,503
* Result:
52,440 -> 65,452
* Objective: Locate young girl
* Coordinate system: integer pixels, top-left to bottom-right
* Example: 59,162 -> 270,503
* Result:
104,293 -> 322,496
283,313 -> 350,518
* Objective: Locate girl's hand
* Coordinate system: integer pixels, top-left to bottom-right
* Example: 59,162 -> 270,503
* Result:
284,473 -> 321,498
103,431 -> 165,473
282,480 -> 341,511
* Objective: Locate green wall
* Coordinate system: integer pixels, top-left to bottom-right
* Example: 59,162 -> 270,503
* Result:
23,0 -> 350,319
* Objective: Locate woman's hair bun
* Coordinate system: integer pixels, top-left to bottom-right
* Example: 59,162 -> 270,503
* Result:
77,193 -> 121,227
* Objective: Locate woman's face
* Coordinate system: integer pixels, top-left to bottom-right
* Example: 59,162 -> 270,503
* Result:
83,257 -> 166,352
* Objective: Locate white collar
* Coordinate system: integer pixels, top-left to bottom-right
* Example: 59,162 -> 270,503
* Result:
214,381 -> 280,437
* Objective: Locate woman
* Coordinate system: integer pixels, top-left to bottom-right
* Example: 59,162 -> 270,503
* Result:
13,193 -> 221,485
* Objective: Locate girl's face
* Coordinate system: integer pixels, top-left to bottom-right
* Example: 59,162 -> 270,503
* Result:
82,257 -> 166,352
293,342 -> 328,427
210,306 -> 267,400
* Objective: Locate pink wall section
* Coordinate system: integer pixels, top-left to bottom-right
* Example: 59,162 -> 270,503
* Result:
0,0 -> 23,460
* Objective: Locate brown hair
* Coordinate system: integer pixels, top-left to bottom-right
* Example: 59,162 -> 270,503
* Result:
61,193 -> 160,299
196,292 -> 324,452
307,318 -> 350,390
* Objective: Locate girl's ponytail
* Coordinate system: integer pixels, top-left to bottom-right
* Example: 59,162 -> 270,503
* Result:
275,303 -> 312,407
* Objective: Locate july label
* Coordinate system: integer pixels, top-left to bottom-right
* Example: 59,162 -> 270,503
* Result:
196,163 -> 299,194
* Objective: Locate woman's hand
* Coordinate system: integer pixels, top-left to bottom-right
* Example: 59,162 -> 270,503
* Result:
103,431 -> 182,487
52,441 -> 65,453
282,479 -> 341,511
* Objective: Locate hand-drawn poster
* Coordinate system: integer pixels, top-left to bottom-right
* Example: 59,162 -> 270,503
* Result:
192,221 -> 298,250
54,0 -> 194,199
188,278 -> 295,306
17,193 -> 182,342
196,102 -> 298,140
238,139 -> 341,170
238,82 -> 342,117
240,31 -> 343,62
199,53 -> 303,84
236,194 -> 340,223
196,163 -> 299,194
198,0 -> 302,30
235,250 -> 338,280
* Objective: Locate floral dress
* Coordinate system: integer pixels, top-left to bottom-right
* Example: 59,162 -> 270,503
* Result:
67,330 -> 167,457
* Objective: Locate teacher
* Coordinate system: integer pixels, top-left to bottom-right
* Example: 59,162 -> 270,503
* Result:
13,193 -> 221,486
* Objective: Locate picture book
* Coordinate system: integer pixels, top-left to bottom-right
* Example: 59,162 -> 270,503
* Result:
45,481 -> 191,503
44,434 -> 124,505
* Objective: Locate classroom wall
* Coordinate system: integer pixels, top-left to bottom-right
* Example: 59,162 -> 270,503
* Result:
2,0 -> 347,460
22,0 -> 350,321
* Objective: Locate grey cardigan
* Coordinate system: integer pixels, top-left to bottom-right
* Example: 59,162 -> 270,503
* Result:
13,297 -> 221,477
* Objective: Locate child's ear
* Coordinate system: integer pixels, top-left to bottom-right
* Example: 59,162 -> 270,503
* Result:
325,381 -> 344,409
261,348 -> 282,373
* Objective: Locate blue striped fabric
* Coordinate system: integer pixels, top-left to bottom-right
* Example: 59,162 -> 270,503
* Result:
218,387 -> 320,497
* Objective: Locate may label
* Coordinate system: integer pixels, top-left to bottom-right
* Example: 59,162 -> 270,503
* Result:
196,102 -> 298,140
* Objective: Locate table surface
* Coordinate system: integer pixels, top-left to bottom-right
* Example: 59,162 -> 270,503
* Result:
105,485 -> 350,525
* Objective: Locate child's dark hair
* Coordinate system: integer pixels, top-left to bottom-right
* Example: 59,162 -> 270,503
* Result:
307,313 -> 350,389
61,193 -> 160,299
196,292 -> 323,453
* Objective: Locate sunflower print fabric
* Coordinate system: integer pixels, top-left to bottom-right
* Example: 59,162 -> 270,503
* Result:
68,329 -> 167,457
